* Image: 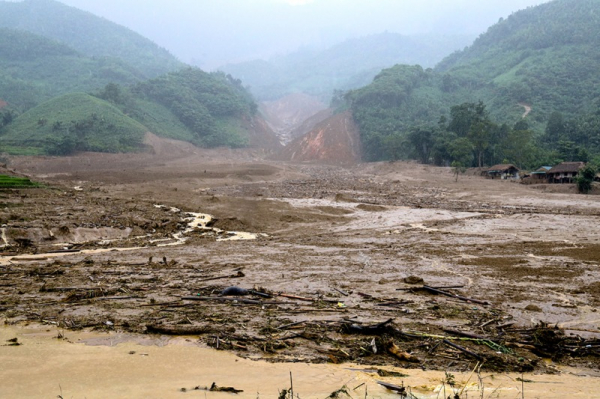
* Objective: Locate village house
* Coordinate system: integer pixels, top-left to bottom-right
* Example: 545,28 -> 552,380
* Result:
530,166 -> 552,180
546,162 -> 585,183
484,164 -> 520,180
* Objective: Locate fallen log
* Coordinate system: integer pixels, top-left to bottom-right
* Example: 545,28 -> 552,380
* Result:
443,339 -> 482,360
422,285 -> 490,305
197,271 -> 245,282
182,296 -> 262,305
182,296 -> 296,305
443,328 -> 489,340
145,324 -> 216,335
343,318 -> 394,334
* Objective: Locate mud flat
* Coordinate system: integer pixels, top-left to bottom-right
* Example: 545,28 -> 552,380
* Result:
2,325 -> 599,399
1,150 -> 600,392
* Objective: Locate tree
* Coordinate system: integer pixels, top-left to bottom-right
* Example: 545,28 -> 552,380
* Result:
468,119 -> 494,168
545,111 -> 564,145
502,127 -> 535,169
449,137 -> 473,181
407,126 -> 435,164
448,101 -> 487,137
576,164 -> 596,194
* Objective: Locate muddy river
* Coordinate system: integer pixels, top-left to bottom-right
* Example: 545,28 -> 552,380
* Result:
1,325 -> 598,399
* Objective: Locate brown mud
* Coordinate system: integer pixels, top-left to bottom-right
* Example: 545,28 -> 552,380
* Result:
1,141 -> 600,392
2,324 -> 599,399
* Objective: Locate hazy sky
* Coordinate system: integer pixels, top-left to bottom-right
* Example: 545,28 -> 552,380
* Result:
57,0 -> 549,69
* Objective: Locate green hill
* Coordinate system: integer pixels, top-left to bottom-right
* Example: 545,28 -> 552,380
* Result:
0,2 -> 269,155
0,93 -> 148,155
346,0 -> 600,167
0,0 -> 183,78
220,32 -> 474,102
103,68 -> 259,148
0,27 -> 145,111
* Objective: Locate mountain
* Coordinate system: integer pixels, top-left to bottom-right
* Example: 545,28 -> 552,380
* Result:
345,0 -> 600,166
220,32 -> 474,102
0,1 -> 280,155
0,27 -> 145,111
0,0 -> 183,78
0,93 -> 148,155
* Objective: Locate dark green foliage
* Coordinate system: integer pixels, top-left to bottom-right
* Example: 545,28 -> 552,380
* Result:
0,93 -> 147,155
0,0 -> 183,78
346,0 -> 600,166
576,164 -> 596,193
131,69 -> 257,148
0,27 -> 146,112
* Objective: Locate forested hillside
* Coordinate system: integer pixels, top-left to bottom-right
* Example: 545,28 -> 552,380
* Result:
1,93 -> 147,155
128,68 -> 258,148
347,0 -> 600,168
0,1 -> 269,155
0,0 -> 183,78
0,28 -> 145,112
221,32 -> 474,102
1,68 -> 261,155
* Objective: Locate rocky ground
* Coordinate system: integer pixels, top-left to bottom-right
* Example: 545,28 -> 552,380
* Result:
1,142 -> 600,375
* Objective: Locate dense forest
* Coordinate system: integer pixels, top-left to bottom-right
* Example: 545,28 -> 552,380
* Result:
1,68 -> 259,155
0,1 -> 259,155
0,0 -> 183,78
346,0 -> 600,170
0,27 -> 146,112
220,32 -> 474,102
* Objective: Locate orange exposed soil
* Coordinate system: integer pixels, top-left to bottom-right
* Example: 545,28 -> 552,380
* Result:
274,111 -> 361,165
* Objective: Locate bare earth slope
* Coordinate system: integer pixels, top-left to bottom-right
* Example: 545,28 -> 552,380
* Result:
274,111 -> 362,165
259,93 -> 328,145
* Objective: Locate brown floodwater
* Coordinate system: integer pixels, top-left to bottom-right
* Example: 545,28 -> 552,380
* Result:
1,325 -> 599,398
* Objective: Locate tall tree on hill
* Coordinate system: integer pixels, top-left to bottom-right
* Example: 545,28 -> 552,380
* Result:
468,119 -> 494,168
545,111 -> 565,145
408,125 -> 435,164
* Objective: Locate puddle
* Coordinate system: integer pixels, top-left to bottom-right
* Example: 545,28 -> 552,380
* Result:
0,205 -> 265,265
1,325 -> 599,399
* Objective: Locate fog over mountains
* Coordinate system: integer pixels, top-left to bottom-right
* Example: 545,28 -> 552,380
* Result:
54,0 -> 549,69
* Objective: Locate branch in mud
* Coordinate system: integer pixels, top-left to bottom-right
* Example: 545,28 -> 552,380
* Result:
421,285 -> 490,305
145,324 -> 231,335
196,270 -> 245,282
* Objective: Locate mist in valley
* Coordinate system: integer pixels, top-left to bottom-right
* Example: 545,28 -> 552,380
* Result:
56,0 -> 549,69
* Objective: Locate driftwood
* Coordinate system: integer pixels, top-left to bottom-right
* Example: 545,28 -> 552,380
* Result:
422,285 -> 490,305
146,324 -> 218,335
276,292 -> 339,303
376,381 -> 417,397
443,328 -> 489,340
343,318 -> 394,334
388,342 -> 420,363
197,270 -> 245,282
443,339 -> 482,360
182,296 -> 296,305
209,382 -> 243,394
396,285 -> 465,291
182,296 -> 262,305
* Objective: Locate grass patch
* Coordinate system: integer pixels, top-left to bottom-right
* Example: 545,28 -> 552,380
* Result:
0,175 -> 41,189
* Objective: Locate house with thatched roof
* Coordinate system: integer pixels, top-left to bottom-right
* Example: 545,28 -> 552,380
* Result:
484,164 -> 520,179
546,162 -> 585,183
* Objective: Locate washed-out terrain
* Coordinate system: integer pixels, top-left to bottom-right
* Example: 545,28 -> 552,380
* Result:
1,137 -> 600,397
